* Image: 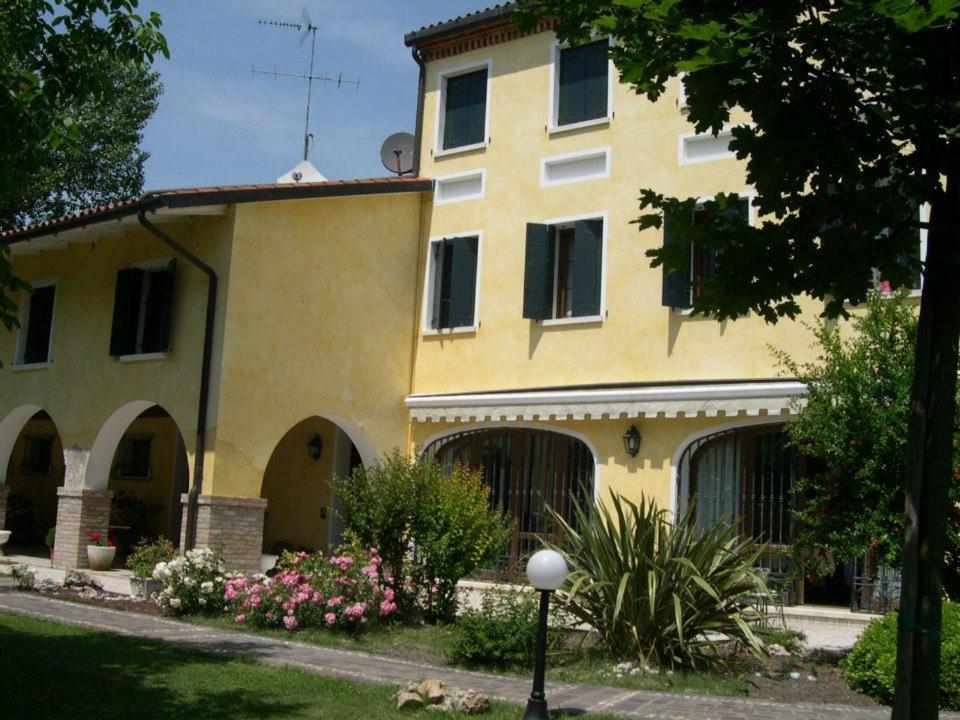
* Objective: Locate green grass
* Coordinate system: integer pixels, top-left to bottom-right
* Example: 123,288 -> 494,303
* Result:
190,613 -> 749,697
0,612 -> 621,720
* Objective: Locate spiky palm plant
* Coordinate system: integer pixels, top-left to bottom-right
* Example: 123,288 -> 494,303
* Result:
546,492 -> 767,669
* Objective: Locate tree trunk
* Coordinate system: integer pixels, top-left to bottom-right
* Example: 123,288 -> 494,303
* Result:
892,176 -> 960,719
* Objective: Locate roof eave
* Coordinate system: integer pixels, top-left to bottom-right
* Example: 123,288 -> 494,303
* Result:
404,3 -> 521,47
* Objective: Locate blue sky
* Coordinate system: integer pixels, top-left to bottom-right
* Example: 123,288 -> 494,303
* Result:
137,1 -> 484,190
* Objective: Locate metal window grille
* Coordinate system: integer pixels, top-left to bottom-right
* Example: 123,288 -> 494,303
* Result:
424,428 -> 594,580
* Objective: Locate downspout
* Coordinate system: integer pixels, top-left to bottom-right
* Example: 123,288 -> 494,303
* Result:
137,210 -> 217,551
411,46 -> 426,175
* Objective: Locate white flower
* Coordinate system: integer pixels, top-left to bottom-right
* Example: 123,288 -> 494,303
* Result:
200,581 -> 214,594
169,597 -> 182,609
198,597 -> 207,606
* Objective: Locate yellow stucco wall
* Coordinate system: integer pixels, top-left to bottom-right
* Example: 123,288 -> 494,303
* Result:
0,213 -> 235,491
413,30 -> 822,395
260,416 -> 337,553
207,192 -> 425,500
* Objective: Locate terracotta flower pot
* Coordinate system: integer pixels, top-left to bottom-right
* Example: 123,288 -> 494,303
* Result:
87,545 -> 116,571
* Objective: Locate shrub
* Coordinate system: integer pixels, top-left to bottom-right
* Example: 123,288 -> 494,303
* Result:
333,451 -> 511,622
10,564 -> 35,591
44,527 -> 55,550
223,538 -> 395,632
152,548 -> 228,615
548,492 -> 766,670
126,536 -> 177,579
450,589 -> 542,668
842,601 -> 959,710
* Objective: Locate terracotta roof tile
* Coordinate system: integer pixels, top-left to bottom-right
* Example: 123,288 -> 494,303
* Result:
405,3 -> 519,46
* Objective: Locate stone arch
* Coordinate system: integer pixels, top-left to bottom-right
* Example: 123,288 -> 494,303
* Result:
83,401 -> 159,490
0,404 -> 45,485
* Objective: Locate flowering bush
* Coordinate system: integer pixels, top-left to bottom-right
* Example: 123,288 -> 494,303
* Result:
153,548 -> 228,615
88,531 -> 114,548
223,539 -> 395,632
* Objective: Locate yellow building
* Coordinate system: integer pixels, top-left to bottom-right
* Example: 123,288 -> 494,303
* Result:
2,4 -> 898,603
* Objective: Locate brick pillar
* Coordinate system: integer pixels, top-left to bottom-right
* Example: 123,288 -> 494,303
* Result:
0,484 -> 9,530
181,494 -> 266,575
52,488 -> 113,570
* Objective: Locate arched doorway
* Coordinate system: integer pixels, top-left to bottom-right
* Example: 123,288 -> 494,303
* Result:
260,416 -> 363,556
2,409 -> 65,556
424,427 -> 596,579
101,405 -> 189,558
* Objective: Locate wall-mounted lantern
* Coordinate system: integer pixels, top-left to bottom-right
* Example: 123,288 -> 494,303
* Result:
622,425 -> 641,458
307,434 -> 323,461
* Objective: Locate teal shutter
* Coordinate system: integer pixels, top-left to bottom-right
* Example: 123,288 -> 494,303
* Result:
448,236 -> 479,328
22,285 -> 55,364
570,220 -> 602,317
109,268 -> 143,355
558,39 -> 608,126
141,259 -> 176,353
429,241 -> 447,329
443,69 -> 487,150
523,223 -> 556,319
661,211 -> 691,308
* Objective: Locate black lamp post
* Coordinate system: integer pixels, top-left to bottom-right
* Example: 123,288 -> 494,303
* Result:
523,549 -> 569,720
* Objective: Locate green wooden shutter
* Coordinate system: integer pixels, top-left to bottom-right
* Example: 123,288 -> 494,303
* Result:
661,211 -> 691,308
570,219 -> 602,317
448,236 -> 479,328
23,285 -> 55,364
558,39 -> 608,125
109,268 -> 143,355
523,223 -> 555,319
141,260 -> 176,353
430,241 -> 447,329
443,69 -> 487,150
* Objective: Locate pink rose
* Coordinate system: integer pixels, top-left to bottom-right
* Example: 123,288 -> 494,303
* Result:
235,614 -> 246,624
283,615 -> 298,630
324,612 -> 337,627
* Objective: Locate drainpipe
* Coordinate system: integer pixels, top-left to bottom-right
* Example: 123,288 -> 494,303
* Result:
137,210 -> 217,551
411,46 -> 426,176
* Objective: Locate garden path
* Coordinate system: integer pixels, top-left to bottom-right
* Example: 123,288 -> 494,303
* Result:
1,592 -> 956,720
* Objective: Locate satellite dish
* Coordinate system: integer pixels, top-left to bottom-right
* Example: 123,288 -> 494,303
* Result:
380,132 -> 416,176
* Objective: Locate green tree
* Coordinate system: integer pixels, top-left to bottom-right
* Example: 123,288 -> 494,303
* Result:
518,2 -> 958,715
774,289 -> 960,599
7,56 -> 162,230
0,0 -> 167,327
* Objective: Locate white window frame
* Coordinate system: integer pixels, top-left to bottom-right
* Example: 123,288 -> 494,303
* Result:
119,257 -> 174,361
675,192 -> 755,315
547,37 -> 615,135
13,278 -> 57,369
538,210 -> 608,326
677,126 -> 737,166
540,146 -> 611,188
915,203 -> 929,296
433,59 -> 492,158
421,230 -> 484,335
434,169 -> 487,205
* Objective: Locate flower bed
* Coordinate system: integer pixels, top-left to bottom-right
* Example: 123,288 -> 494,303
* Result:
153,548 -> 228,615
223,540 -> 396,632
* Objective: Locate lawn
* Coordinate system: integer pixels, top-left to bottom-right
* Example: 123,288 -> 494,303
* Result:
191,614 -> 751,697
0,612 -> 618,720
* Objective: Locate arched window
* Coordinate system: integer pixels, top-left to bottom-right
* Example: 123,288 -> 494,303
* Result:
424,428 -> 594,578
678,425 -> 800,553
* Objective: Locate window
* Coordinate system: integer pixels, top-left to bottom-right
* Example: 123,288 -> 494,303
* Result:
553,38 -> 609,128
109,260 -> 176,357
678,128 -> 736,165
877,206 -> 926,293
114,436 -> 152,480
424,235 -> 480,331
15,283 -> 56,366
434,170 -> 485,204
540,147 -> 610,187
20,435 -> 53,476
661,197 -> 750,309
523,217 -> 604,321
438,65 -> 489,153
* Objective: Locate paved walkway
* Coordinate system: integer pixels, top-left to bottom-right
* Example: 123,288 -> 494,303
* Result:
0,592 -> 956,720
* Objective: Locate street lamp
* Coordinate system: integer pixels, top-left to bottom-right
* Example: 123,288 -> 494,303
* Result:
523,548 -> 568,720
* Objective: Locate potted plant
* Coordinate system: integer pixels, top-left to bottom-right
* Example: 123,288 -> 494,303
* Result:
86,531 -> 116,571
126,536 -> 176,599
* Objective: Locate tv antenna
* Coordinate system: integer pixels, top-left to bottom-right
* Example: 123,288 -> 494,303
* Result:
253,8 -> 360,163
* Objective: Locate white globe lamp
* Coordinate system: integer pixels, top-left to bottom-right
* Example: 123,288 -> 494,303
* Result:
525,548 -> 568,591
